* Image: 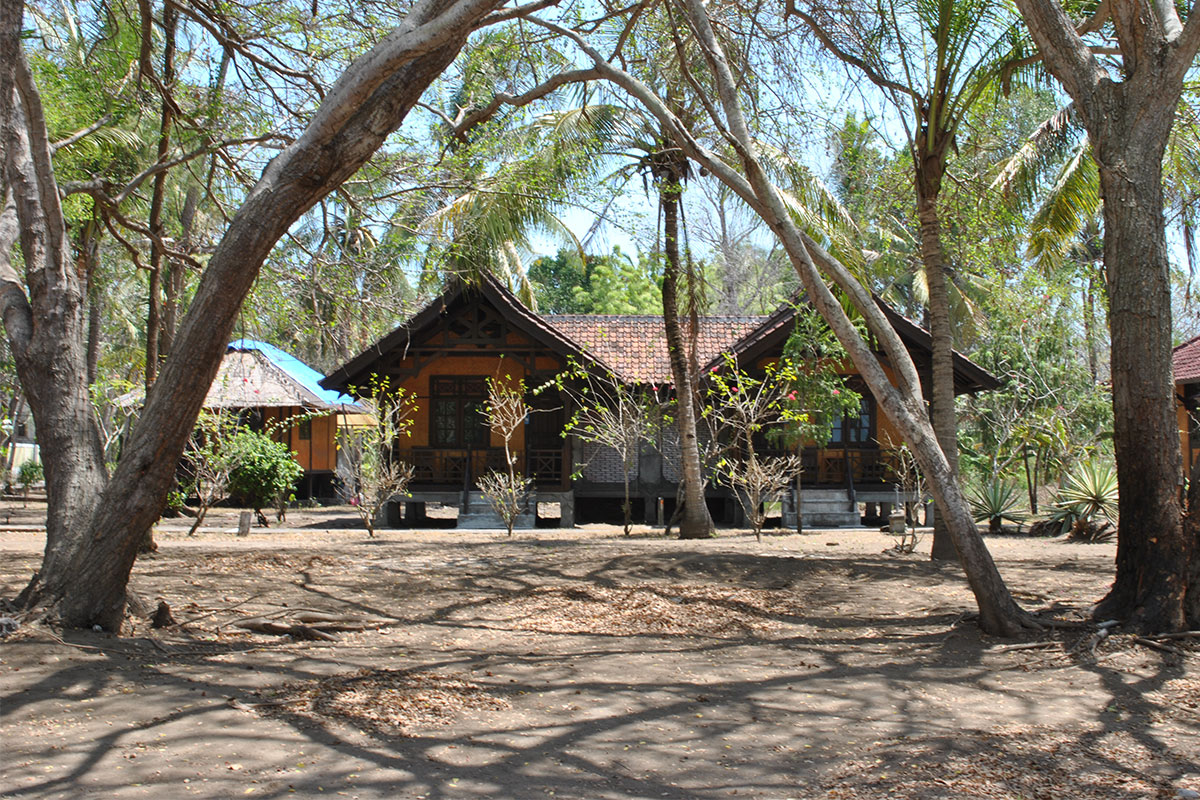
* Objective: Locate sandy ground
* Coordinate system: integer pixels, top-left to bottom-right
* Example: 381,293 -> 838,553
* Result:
1,501 -> 1197,799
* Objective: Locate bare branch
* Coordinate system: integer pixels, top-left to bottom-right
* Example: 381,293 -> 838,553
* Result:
451,68 -> 601,141
114,135 -> 285,205
50,113 -> 113,153
783,1 -> 922,102
476,0 -> 560,28
163,0 -> 325,97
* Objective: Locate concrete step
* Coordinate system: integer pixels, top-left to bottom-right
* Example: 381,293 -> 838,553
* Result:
457,491 -> 535,530
782,489 -> 861,528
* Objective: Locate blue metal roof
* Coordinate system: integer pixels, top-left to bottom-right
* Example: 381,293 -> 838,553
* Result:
228,339 -> 363,410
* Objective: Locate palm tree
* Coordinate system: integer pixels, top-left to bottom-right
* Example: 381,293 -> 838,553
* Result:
790,0 -> 1032,559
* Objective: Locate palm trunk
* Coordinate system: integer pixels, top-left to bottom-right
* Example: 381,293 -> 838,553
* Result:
660,172 -> 714,540
916,175 -> 960,562
143,4 -> 177,392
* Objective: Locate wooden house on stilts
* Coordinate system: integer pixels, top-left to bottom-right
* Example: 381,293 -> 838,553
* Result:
320,274 -> 999,529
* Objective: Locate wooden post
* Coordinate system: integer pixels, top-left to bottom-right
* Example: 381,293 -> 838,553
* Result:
237,511 -> 252,537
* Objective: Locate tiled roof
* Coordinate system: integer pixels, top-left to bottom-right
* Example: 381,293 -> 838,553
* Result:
1174,335 -> 1200,384
547,315 -> 766,384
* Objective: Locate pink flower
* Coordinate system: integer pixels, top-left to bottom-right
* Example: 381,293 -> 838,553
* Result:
788,391 -> 796,401
731,387 -> 738,393
832,389 -> 840,396
711,366 -> 719,373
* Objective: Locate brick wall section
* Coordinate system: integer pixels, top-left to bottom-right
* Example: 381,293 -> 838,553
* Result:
579,440 -> 633,483
578,429 -> 690,485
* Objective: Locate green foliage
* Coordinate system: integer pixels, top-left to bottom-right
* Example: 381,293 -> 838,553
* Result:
226,431 -> 303,513
529,247 -> 661,314
958,273 -> 1112,489
16,459 -> 44,489
969,480 -> 1027,533
165,489 -> 186,514
776,305 -> 862,449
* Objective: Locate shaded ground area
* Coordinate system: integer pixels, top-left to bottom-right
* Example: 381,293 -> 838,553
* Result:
1,503 -> 1197,799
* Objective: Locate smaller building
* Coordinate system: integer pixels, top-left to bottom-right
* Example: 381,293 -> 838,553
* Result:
1174,335 -> 1200,475
212,340 -> 365,500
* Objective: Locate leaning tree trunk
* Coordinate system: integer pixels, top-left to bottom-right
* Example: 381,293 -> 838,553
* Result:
3,0 -> 505,630
662,0 -> 1035,634
660,173 -> 715,540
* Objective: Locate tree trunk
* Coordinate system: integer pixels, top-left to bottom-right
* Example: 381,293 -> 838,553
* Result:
3,0 -> 504,630
1084,265 -> 1098,384
1011,0 -> 1200,635
1091,124 -> 1187,631
660,171 -> 714,540
915,160 -> 960,563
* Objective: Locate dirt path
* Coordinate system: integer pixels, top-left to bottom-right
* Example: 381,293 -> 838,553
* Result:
2,508 -> 1197,799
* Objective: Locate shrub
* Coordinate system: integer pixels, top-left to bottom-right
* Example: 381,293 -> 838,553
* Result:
226,431 -> 303,523
16,459 -> 43,489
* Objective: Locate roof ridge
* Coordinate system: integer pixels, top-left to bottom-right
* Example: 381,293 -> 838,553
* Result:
1174,333 -> 1200,352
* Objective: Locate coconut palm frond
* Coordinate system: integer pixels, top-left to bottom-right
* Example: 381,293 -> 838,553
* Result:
497,240 -> 538,311
755,139 -> 863,266
1165,96 -> 1200,278
991,104 -> 1081,205
1027,145 -> 1100,272
532,104 -> 639,150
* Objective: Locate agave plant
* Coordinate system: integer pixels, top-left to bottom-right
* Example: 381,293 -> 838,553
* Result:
969,480 -> 1027,535
1047,461 -> 1118,539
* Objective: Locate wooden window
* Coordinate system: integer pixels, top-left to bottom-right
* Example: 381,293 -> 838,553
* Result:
830,396 -> 874,447
298,417 -> 312,441
430,377 -> 489,447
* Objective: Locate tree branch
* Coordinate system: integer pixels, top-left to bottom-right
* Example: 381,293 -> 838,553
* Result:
51,113 -> 114,153
1175,0 -> 1200,72
113,135 -> 285,205
783,0 -> 922,102
476,0 -> 560,28
449,68 -> 601,142
10,45 -> 69,274
1151,0 -> 1184,40
0,193 -> 33,354
1011,0 -> 1107,112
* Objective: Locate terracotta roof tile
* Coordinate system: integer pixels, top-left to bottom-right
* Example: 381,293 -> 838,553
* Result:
1174,335 -> 1200,384
547,315 -> 766,384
